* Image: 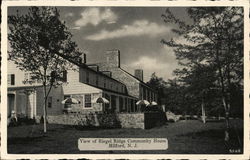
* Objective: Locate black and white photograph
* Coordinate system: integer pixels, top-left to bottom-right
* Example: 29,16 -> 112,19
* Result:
1,0 -> 249,158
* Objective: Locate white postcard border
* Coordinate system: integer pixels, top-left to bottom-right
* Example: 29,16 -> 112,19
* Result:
1,0 -> 249,159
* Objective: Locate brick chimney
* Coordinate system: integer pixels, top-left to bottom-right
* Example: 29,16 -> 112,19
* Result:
79,53 -> 86,64
106,50 -> 120,68
134,69 -> 143,82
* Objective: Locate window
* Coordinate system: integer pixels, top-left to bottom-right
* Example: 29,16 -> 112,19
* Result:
147,90 -> 150,101
111,95 -> 117,113
23,73 -> 38,84
122,86 -> 125,93
62,70 -> 67,82
7,74 -> 15,85
119,97 -> 123,111
96,75 -> 98,86
104,78 -> 106,88
143,87 -> 146,99
125,98 -> 127,110
139,85 -> 143,100
127,99 -> 131,113
23,73 -> 34,83
37,79 -> 42,83
86,71 -> 89,83
133,100 -> 137,112
48,97 -> 52,108
24,73 -> 29,81
104,94 -> 110,110
64,95 -> 71,109
84,94 -> 92,108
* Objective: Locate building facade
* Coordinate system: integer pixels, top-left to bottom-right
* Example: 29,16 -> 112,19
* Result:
96,50 -> 158,103
7,50 -> 158,119
7,61 -> 63,118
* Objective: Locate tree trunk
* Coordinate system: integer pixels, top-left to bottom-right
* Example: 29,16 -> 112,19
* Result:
215,42 -> 230,141
201,99 -> 206,124
222,95 -> 230,141
43,82 -> 47,133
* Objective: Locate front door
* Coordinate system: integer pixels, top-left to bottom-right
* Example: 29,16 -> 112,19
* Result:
7,94 -> 15,117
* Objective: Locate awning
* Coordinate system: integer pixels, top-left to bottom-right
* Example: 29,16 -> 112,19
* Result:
136,100 -> 150,106
61,97 -> 80,104
92,97 -> 109,104
150,101 -> 158,106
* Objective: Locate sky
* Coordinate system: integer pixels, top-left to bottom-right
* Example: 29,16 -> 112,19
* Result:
8,7 -> 190,82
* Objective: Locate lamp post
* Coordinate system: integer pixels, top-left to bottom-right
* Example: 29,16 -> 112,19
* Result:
201,90 -> 207,124
201,95 -> 206,124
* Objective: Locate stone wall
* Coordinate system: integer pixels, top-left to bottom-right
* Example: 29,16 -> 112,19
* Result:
117,113 -> 144,129
43,112 -> 165,129
47,114 -> 78,125
46,113 -> 121,128
97,66 -> 140,98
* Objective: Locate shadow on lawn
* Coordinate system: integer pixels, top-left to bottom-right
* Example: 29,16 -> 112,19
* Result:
179,129 -> 224,138
8,135 -> 47,145
178,128 -> 243,154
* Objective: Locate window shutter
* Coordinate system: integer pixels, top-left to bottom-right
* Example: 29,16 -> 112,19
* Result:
7,74 -> 11,85
50,71 -> 56,83
48,97 -> 52,108
24,73 -> 29,81
86,71 -> 89,83
11,74 -> 15,85
62,70 -> 67,82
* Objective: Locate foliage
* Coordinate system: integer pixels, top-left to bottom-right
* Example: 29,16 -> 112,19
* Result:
8,7 -> 83,132
147,72 -> 167,104
8,7 -> 82,83
160,7 -> 243,118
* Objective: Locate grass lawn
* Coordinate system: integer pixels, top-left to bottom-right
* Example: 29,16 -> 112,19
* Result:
7,119 -> 243,154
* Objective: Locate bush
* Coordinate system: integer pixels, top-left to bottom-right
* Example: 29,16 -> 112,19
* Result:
8,116 -> 36,127
97,113 -> 121,129
73,113 -> 121,129
74,113 -> 95,129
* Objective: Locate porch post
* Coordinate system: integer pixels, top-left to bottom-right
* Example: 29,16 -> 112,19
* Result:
116,96 -> 119,112
109,95 -> 112,110
126,98 -> 130,113
14,91 -> 17,120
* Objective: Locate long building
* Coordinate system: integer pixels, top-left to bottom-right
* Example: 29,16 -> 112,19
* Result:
7,50 -> 158,119
96,50 -> 157,102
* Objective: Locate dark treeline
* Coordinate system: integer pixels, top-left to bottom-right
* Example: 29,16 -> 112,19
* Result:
147,73 -> 243,118
147,7 -> 243,119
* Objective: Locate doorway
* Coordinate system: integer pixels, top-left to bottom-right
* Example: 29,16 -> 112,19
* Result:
7,94 -> 15,117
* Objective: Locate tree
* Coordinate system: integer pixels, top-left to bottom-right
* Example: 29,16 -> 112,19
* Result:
147,73 -> 187,114
161,7 -> 243,141
164,79 -> 186,115
147,72 -> 167,104
8,7 -> 82,133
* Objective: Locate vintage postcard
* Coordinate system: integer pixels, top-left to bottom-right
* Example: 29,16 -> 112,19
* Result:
1,0 -> 249,159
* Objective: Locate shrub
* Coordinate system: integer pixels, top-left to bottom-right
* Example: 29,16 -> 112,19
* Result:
97,113 -> 121,129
